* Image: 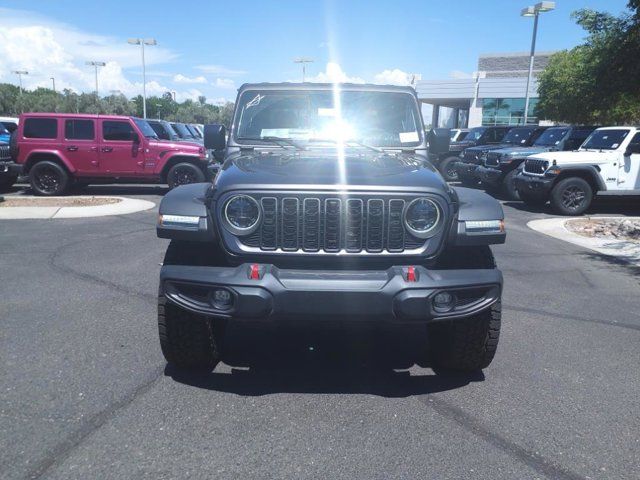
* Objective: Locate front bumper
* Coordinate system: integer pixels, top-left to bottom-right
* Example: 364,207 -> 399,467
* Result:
0,161 -> 21,177
454,162 -> 480,179
514,173 -> 554,198
476,166 -> 504,186
160,263 -> 502,324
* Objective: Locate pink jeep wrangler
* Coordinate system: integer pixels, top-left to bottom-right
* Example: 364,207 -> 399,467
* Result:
11,113 -> 209,196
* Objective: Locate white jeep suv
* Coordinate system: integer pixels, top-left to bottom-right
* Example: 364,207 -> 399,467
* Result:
514,126 -> 640,215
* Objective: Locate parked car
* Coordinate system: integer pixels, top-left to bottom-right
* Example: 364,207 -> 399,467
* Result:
0,116 -> 19,134
434,126 -> 511,181
155,82 -> 506,373
9,113 -> 210,196
515,126 -> 640,215
0,140 -> 15,191
476,126 -> 598,199
455,126 -> 548,186
0,122 -> 10,144
171,122 -> 201,143
147,120 -> 181,141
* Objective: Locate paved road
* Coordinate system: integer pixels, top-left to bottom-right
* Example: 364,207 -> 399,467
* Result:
1,185 -> 639,480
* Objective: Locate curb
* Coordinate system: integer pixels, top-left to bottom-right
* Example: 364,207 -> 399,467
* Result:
0,196 -> 156,220
527,216 -> 640,266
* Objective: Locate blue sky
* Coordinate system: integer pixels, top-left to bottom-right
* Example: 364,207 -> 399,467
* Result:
0,0 -> 631,103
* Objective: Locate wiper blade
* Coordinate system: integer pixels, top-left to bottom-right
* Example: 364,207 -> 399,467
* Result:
259,136 -> 306,150
307,138 -> 383,153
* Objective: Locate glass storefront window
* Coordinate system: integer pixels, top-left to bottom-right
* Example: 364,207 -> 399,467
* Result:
482,98 -> 538,125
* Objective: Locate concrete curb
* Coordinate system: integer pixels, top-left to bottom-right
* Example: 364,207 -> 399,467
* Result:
527,216 -> 640,266
0,196 -> 156,220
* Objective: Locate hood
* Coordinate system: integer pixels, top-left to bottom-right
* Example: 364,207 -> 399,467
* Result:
490,146 -> 552,158
214,150 -> 448,192
449,140 -> 476,151
528,149 -> 618,166
149,139 -> 202,153
465,142 -> 519,154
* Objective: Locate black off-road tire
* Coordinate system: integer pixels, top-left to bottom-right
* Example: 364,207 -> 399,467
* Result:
550,177 -> 593,216
29,160 -> 70,196
167,162 -> 205,189
158,296 -> 220,372
0,175 -> 17,192
429,301 -> 502,372
502,169 -> 521,201
438,156 -> 460,182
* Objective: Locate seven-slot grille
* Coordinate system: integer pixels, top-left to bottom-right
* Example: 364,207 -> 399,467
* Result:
523,158 -> 549,175
236,194 -> 429,253
0,144 -> 10,161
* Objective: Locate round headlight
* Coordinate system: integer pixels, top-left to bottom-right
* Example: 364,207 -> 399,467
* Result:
404,198 -> 441,238
223,195 -> 261,235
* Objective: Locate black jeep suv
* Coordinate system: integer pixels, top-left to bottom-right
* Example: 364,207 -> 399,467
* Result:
455,126 -> 547,186
434,126 -> 511,182
156,83 -> 506,373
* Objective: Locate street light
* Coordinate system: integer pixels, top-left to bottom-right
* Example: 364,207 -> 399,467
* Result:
12,70 -> 28,94
86,61 -> 106,96
50,77 -> 56,92
128,38 -> 157,118
294,57 -> 314,82
521,1 -> 555,124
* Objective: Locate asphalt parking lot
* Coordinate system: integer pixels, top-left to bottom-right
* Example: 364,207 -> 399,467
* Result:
1,185 -> 639,480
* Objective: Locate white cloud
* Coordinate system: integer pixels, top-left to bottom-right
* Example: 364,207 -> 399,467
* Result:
214,78 -> 235,89
306,62 -> 365,84
373,69 -> 414,86
450,70 -> 473,79
196,64 -> 246,76
173,74 -> 207,84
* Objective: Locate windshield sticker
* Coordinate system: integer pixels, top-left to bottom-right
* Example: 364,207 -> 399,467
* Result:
245,94 -> 264,109
318,108 -> 337,117
399,131 -> 419,143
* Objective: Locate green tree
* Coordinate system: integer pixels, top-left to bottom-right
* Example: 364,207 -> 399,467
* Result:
536,2 -> 640,124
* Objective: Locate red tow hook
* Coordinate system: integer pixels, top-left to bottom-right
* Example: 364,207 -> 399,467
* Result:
249,263 -> 261,280
405,266 -> 418,282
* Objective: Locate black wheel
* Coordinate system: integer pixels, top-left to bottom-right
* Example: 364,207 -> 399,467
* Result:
428,301 -> 502,372
158,296 -> 221,372
502,169 -> 521,201
29,161 -> 70,196
438,156 -> 460,182
0,175 -> 18,192
550,177 -> 593,216
167,162 -> 205,189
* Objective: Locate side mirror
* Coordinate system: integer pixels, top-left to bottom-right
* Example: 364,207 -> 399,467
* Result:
204,124 -> 227,151
131,132 -> 140,143
624,143 -> 640,156
427,128 -> 450,155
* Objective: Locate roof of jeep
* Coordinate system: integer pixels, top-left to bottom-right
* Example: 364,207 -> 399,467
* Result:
19,113 -> 133,121
238,82 -> 417,94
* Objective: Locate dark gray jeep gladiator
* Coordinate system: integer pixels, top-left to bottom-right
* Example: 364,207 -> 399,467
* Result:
156,83 -> 506,373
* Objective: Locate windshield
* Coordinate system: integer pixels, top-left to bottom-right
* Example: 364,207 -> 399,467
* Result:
133,119 -> 158,139
534,127 -> 569,147
234,89 -> 423,148
463,127 -> 486,142
172,123 -> 194,139
581,129 -> 630,150
185,124 -> 201,138
502,128 -> 534,145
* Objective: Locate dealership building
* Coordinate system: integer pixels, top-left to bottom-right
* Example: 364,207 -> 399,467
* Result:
416,51 -> 555,128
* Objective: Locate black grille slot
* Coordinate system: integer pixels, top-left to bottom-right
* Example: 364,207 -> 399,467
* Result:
302,198 -> 320,251
345,199 -> 363,252
324,198 -> 342,252
281,198 -> 299,250
524,158 -> 549,174
366,199 -> 384,252
485,152 -> 500,167
463,151 -> 480,164
0,145 -> 9,161
260,197 -> 277,250
387,199 -> 405,252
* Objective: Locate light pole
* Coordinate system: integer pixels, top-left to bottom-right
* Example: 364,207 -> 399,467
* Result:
12,70 -> 28,94
128,38 -> 157,118
156,103 -> 162,119
521,1 -> 555,124
294,57 -> 314,82
50,77 -> 56,92
86,61 -> 106,96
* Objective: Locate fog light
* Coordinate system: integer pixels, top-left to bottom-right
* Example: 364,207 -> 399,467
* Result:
433,291 -> 455,312
212,288 -> 233,310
